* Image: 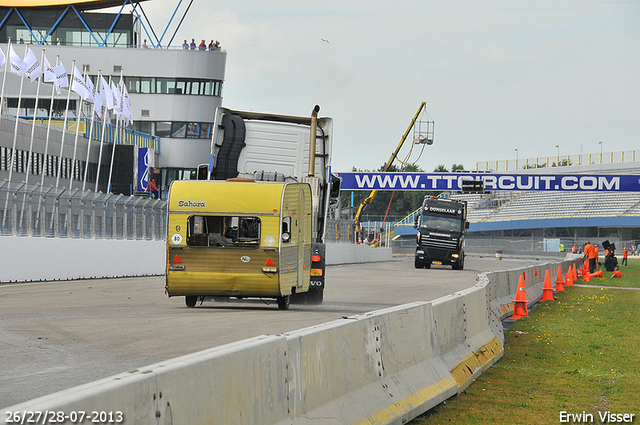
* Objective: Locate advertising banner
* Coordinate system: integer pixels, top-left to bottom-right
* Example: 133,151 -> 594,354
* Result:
334,172 -> 640,192
137,147 -> 150,192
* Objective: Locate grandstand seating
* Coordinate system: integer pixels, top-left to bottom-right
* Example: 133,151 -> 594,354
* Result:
465,191 -> 640,223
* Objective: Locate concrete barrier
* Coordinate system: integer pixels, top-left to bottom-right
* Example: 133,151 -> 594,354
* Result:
1,257 -> 582,425
285,302 -> 457,425
0,237 -> 166,282
0,237 -> 389,282
325,243 -> 392,265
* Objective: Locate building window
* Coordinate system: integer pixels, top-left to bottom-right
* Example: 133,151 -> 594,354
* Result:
171,122 -> 187,138
133,121 -> 214,139
155,122 -> 172,138
140,77 -> 154,94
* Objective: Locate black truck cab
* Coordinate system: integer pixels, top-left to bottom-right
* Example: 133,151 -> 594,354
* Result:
414,197 -> 469,270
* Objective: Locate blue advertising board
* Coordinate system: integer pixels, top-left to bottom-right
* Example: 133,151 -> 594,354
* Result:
334,172 -> 640,192
137,147 -> 150,192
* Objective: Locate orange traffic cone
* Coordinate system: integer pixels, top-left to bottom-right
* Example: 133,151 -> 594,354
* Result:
565,274 -> 573,287
572,264 -> 578,281
555,266 -> 564,283
535,269 -> 539,276
611,270 -> 622,278
592,270 -> 603,278
583,274 -> 591,282
509,275 -> 529,319
555,266 -> 565,292
578,264 -> 585,277
541,269 -> 554,302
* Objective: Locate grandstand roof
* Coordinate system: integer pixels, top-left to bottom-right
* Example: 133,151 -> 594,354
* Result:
0,0 -> 149,10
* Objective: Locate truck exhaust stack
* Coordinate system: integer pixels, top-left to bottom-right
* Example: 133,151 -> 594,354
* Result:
308,105 -> 320,177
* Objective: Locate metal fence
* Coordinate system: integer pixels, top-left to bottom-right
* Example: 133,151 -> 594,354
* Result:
325,219 -> 357,243
475,149 -> 640,172
0,181 -> 166,240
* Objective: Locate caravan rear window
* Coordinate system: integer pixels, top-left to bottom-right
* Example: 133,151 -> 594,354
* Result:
186,215 -> 260,248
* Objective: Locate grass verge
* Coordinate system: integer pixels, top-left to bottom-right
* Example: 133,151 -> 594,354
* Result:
413,258 -> 640,425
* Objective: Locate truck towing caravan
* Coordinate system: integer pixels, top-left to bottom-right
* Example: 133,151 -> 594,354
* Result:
165,106 -> 339,309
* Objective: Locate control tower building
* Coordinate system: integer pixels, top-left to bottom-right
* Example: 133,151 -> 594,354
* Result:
0,0 -> 225,194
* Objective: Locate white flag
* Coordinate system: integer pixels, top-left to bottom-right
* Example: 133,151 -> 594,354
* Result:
111,81 -> 122,115
44,56 -> 61,94
53,63 -> 68,89
100,76 -> 114,110
71,66 -> 91,100
0,48 -> 6,71
120,81 -> 132,126
23,48 -> 42,82
117,80 -> 125,118
86,75 -> 102,118
43,55 -> 56,83
9,45 -> 26,76
86,75 -> 102,109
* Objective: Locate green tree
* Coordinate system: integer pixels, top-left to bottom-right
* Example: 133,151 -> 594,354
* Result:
433,164 -> 448,172
524,163 -> 547,169
451,163 -> 465,172
340,163 -> 441,222
552,160 -> 572,167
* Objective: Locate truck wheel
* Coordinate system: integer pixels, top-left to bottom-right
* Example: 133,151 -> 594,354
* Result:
185,296 -> 197,308
277,295 -> 290,310
452,254 -> 465,270
415,258 -> 430,269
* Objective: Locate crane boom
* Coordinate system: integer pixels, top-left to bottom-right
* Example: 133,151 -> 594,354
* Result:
354,102 -> 427,234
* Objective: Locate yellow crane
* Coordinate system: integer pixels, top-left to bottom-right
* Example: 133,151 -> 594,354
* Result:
353,102 -> 433,235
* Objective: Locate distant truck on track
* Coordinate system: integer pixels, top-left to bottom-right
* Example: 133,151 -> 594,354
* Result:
165,106 -> 339,309
414,196 -> 468,270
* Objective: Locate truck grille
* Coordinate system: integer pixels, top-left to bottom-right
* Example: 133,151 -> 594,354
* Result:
420,235 -> 457,250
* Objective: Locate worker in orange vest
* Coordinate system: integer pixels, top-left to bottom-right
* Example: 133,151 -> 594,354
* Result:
572,244 -> 577,253
584,241 -> 597,274
622,247 -> 628,266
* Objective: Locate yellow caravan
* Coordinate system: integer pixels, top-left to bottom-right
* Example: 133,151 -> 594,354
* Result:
165,180 -> 312,310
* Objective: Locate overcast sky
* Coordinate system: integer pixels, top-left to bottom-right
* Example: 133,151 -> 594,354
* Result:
136,0 -> 639,173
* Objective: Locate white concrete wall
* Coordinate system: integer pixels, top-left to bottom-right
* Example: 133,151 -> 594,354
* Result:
0,238 -> 389,283
325,243 -> 393,265
0,236 -> 165,282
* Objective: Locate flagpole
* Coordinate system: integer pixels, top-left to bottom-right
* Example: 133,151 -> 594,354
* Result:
82,69 -> 100,191
69,65 -> 89,190
7,44 -> 29,186
2,43 -> 28,231
25,49 -> 45,186
95,74 -> 111,192
0,38 -> 13,231
0,38 -> 11,116
56,59 -> 75,188
35,55 -> 61,235
0,37 -> 15,232
107,70 -> 124,194
19,48 -> 45,234
41,55 -> 60,187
